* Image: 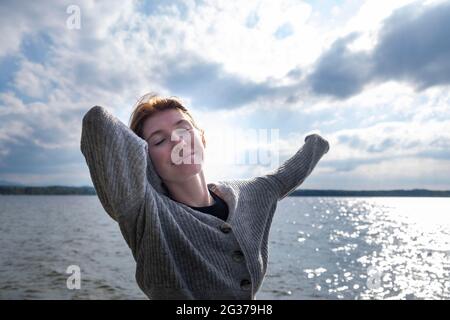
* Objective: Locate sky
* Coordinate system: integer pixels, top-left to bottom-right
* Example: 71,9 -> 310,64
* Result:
0,0 -> 449,190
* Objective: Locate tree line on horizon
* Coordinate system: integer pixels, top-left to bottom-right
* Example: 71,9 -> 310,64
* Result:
0,186 -> 449,197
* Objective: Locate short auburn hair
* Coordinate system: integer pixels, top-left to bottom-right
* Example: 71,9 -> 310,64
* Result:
129,92 -> 205,145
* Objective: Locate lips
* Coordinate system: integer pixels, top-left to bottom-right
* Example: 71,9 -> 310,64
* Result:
171,151 -> 196,165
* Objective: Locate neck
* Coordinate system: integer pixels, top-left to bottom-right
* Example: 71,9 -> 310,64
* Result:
164,170 -> 214,207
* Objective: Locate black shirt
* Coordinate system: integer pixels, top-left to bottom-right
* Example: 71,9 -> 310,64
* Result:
188,188 -> 229,221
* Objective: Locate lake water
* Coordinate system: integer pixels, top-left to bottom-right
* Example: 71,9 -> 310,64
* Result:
0,195 -> 449,300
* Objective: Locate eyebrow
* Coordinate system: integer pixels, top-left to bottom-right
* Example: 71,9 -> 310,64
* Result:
145,119 -> 191,142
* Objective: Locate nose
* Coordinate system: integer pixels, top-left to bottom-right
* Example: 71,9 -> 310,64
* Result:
171,132 -> 188,156
170,139 -> 190,165
172,128 -> 194,146
172,132 -> 186,144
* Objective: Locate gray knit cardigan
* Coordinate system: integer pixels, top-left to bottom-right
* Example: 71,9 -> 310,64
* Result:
80,105 -> 330,300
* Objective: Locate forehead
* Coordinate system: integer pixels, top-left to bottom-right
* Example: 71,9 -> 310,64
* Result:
142,109 -> 190,136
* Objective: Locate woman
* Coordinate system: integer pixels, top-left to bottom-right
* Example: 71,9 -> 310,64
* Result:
80,93 -> 330,300
129,93 -> 227,220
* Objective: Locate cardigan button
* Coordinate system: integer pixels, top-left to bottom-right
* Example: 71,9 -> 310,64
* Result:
219,223 -> 232,234
232,250 -> 245,263
240,279 -> 252,291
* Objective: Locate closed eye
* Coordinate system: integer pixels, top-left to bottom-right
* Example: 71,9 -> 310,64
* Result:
153,125 -> 193,146
180,124 -> 192,130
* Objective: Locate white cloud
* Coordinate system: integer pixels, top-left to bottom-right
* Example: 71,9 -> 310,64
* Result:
0,120 -> 33,165
0,91 -> 28,116
325,117 -> 450,162
13,60 -> 53,99
323,156 -> 450,190
340,0 -> 419,52
0,165 -> 90,186
353,157 -> 450,180
348,156 -> 450,190
142,0 -> 322,82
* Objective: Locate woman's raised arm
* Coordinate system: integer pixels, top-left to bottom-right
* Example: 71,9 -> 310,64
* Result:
262,133 -> 330,201
80,105 -> 160,222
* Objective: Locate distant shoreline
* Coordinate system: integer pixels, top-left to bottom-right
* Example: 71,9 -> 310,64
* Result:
0,186 -> 96,195
290,189 -> 450,197
0,186 -> 449,197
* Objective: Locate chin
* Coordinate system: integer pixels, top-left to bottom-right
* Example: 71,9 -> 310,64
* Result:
165,163 -> 203,183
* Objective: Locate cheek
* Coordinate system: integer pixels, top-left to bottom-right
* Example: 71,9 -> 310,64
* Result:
149,148 -> 170,168
192,132 -> 205,150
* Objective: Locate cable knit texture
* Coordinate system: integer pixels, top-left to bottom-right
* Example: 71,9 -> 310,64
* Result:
80,105 -> 330,300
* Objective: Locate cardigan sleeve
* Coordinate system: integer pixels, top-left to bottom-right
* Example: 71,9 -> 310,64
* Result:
80,105 -> 163,222
262,133 -> 330,201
